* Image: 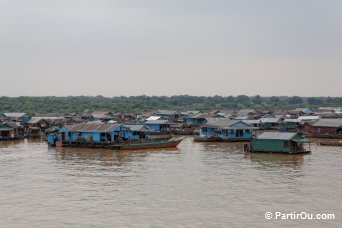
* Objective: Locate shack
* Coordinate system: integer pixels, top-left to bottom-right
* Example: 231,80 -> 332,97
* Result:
249,132 -> 310,154
0,122 -> 25,140
298,119 -> 342,138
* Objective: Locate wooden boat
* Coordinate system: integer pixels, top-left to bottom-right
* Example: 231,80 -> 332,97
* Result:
111,138 -> 184,150
193,136 -> 223,142
193,136 -> 251,142
319,141 -> 342,146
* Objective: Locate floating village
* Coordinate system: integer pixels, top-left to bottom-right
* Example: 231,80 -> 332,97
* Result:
0,107 -> 342,153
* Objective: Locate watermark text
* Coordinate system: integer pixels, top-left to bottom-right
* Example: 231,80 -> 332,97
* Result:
265,211 -> 335,220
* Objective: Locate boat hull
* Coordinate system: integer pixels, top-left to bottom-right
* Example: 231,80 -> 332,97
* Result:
114,139 -> 182,150
193,136 -> 251,142
249,150 -> 311,154
319,142 -> 342,146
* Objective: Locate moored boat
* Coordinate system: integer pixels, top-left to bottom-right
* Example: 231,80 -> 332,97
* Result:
319,141 -> 342,146
111,138 -> 183,150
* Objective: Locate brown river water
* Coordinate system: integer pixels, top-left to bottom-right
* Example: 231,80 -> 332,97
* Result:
0,137 -> 341,227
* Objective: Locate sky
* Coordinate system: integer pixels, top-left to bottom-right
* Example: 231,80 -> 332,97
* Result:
0,0 -> 341,97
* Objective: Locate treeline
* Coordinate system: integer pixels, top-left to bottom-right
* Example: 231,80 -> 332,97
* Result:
0,95 -> 341,115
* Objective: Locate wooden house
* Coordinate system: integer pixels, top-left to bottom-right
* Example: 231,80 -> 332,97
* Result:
27,117 -> 65,138
298,119 -> 342,138
195,118 -> 256,142
249,132 -> 310,154
0,122 -> 25,140
48,122 -> 130,146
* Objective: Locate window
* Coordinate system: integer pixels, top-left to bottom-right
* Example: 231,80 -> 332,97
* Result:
284,141 -> 290,147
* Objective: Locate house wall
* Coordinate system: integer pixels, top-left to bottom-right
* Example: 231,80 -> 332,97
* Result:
186,118 -> 206,124
23,115 -> 31,124
123,131 -> 140,140
146,124 -> 161,131
48,134 -> 55,145
252,139 -> 290,152
299,124 -> 337,135
200,127 -> 253,139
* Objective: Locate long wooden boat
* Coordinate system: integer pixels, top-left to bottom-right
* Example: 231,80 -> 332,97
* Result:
319,141 -> 342,146
193,136 -> 251,142
111,138 -> 183,150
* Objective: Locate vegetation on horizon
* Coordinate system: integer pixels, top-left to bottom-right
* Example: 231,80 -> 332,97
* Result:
0,95 -> 341,115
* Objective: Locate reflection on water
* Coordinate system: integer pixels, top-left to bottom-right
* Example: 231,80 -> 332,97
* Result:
245,152 -> 306,169
0,137 -> 341,227
53,146 -> 180,167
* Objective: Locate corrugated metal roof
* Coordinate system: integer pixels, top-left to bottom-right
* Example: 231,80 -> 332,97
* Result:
234,116 -> 249,120
312,119 -> 342,128
29,117 -> 65,124
181,111 -> 201,115
0,122 -> 20,129
145,120 -> 170,125
92,114 -> 114,119
284,119 -> 302,123
156,110 -> 179,115
124,125 -> 149,131
64,122 -> 120,132
204,118 -> 251,128
237,109 -> 256,115
3,113 -> 27,118
28,117 -> 43,124
146,116 -> 162,121
243,120 -> 261,124
298,116 -> 319,120
260,117 -> 281,123
257,132 -> 297,140
189,113 -> 213,119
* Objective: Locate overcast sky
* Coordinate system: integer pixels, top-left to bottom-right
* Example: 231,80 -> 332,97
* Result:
0,0 -> 341,97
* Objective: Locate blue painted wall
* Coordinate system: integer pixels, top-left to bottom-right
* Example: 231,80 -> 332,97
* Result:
146,124 -> 161,131
23,115 -> 31,125
200,127 -> 253,140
